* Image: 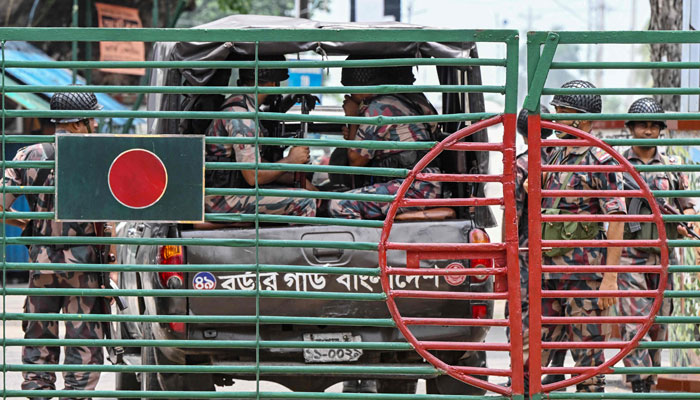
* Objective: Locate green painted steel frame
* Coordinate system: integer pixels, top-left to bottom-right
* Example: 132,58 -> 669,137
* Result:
0,27 -> 520,400
526,30 -> 700,399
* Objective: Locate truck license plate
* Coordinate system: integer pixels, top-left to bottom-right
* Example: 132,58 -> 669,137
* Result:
302,332 -> 362,363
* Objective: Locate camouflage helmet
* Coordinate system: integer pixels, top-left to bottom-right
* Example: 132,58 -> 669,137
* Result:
517,105 -> 553,139
626,97 -> 667,130
341,55 -> 415,86
550,79 -> 602,114
238,55 -> 289,84
50,91 -> 103,123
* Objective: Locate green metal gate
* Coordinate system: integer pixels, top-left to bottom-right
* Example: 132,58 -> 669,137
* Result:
0,25 -> 523,400
524,31 -> 700,399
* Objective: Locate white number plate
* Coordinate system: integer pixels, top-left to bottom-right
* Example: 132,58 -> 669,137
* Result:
302,332 -> 363,363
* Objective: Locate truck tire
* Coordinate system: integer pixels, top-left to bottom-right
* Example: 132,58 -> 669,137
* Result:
377,379 -> 418,393
426,351 -> 488,396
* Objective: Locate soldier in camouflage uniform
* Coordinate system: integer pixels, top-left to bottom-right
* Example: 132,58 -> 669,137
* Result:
508,106 -> 568,386
205,58 -> 316,218
536,80 -> 627,393
0,91 -> 109,400
328,61 -> 441,220
617,98 -> 696,392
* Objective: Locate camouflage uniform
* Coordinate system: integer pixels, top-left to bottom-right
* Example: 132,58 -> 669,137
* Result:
328,94 -> 440,219
205,94 -> 316,217
618,148 -> 694,385
538,146 -> 627,392
2,131 -> 104,396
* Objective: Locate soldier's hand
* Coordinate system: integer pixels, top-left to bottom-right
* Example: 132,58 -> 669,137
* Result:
523,178 -> 529,193
287,146 -> 310,164
342,124 -> 358,141
598,275 -> 618,310
304,179 -> 318,191
343,95 -> 360,117
110,271 -> 119,286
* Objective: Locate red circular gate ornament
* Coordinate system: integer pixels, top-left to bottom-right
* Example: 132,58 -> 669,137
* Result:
108,149 -> 168,209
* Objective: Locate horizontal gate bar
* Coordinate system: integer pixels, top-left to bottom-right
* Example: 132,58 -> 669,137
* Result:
0,27 -> 519,42
2,363 -> 441,375
3,338 -> 414,350
3,57 -> 507,68
542,316 -> 647,324
552,60 -> 700,69
545,112 -> 700,122
0,390 -> 505,400
3,84 -> 506,95
541,290 -> 656,298
541,265 -> 662,273
543,87 -> 700,95
415,173 -> 503,183
541,214 -> 654,222
4,109 -> 499,123
399,197 -> 504,207
204,214 -> 386,228
1,263 -> 381,276
0,313 -> 395,326
204,189 -> 395,202
391,290 -> 507,300
206,162 -> 408,177
387,267 -> 506,276
402,317 -> 509,327
540,164 -> 625,172
420,341 -> 510,351
541,190 -> 643,198
548,393 -> 700,399
3,236 -> 379,250
445,142 -> 505,151
4,287 -> 387,300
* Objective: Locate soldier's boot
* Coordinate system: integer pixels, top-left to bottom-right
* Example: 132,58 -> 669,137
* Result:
644,376 -> 655,392
632,380 -> 650,393
576,384 -> 604,393
542,349 -> 566,387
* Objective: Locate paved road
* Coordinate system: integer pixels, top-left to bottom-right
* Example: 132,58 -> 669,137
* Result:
0,284 -> 665,398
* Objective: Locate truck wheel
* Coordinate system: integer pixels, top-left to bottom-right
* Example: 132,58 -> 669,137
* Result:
426,351 -> 488,396
116,370 -> 139,400
377,379 -> 418,393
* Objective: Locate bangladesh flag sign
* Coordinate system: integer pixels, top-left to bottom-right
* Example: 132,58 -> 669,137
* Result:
56,134 -> 204,222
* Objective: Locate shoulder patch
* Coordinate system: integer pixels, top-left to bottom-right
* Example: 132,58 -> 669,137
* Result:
591,147 -> 614,162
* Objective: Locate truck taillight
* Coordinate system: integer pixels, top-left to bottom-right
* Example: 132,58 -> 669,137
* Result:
468,229 -> 493,283
158,245 -> 184,289
471,304 -> 488,319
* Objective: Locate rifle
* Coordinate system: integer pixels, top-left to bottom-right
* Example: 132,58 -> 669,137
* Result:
94,222 -> 127,311
623,175 -> 700,239
658,199 -> 700,240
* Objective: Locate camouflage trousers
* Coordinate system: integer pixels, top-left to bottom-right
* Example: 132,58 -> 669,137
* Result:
328,178 -> 440,219
22,271 -> 105,397
205,191 -> 317,217
537,279 -> 606,392
618,253 -> 672,384
507,255 -> 569,373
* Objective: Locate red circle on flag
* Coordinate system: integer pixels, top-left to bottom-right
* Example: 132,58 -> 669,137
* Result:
108,149 -> 168,209
444,262 -> 467,286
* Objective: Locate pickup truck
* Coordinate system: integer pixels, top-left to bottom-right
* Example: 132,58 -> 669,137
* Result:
115,14 -> 499,398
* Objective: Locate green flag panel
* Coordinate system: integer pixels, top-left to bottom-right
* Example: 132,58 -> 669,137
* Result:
56,134 -> 204,222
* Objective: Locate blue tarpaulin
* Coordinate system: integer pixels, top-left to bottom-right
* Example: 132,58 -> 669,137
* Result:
2,41 -> 143,128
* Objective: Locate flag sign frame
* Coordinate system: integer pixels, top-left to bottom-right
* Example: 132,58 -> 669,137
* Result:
56,134 -> 204,222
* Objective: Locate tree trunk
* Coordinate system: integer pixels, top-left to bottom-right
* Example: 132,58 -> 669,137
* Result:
649,0 -> 683,111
